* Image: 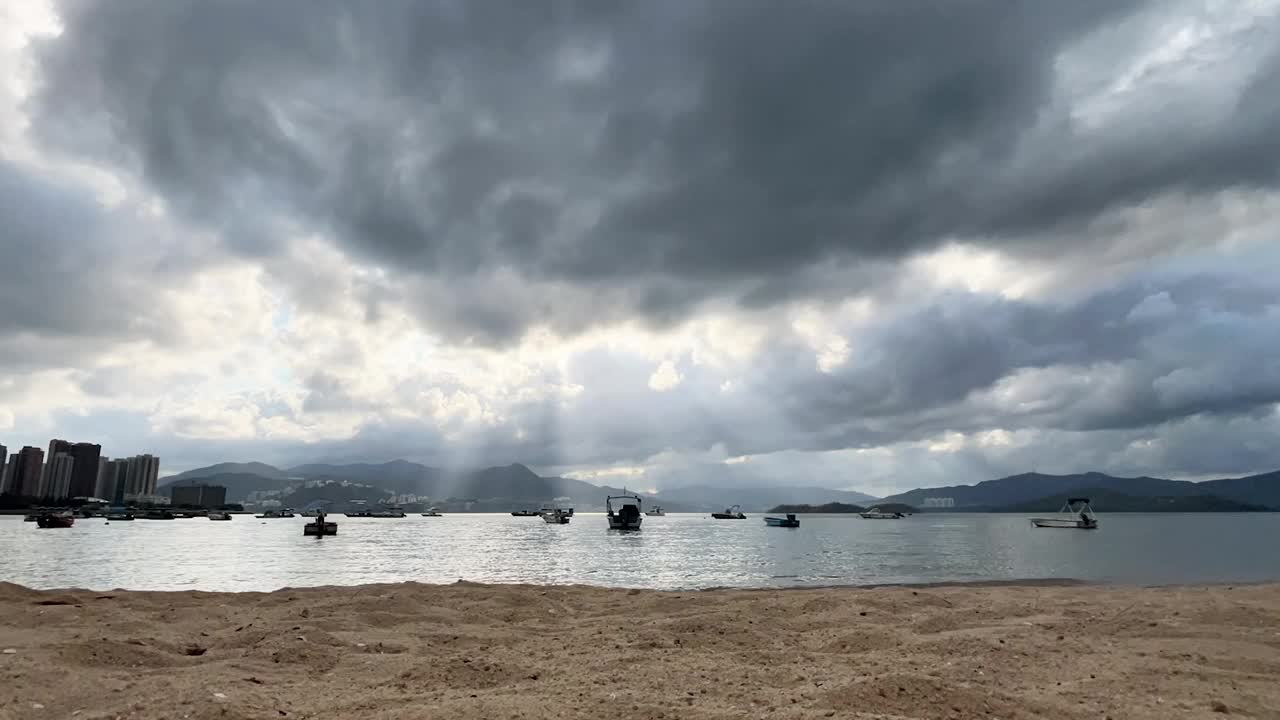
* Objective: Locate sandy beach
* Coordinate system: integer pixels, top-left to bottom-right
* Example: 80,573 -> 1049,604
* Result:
1,581 -> 1277,719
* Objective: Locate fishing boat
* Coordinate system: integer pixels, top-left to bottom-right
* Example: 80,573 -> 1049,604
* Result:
510,509 -> 540,517
208,511 -> 232,521
645,506 -> 666,516
35,512 -> 75,528
303,510 -> 338,536
255,508 -> 295,519
1031,498 -> 1098,529
763,513 -> 800,528
860,507 -> 905,519
541,507 -> 571,524
711,505 -> 746,519
606,493 -> 643,530
421,507 -> 443,517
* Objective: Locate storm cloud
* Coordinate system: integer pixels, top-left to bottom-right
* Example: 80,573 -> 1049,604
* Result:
1,0 -> 1279,489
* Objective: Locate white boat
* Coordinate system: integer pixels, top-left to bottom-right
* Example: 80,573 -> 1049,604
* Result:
208,511 -> 232,521
645,506 -> 666,516
255,508 -> 295,519
606,493 -> 643,530
541,507 -> 571,524
1031,498 -> 1098,529
422,507 -> 443,517
860,507 -> 905,519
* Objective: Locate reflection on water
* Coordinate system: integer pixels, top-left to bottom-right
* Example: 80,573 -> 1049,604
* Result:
2,513 -> 1278,591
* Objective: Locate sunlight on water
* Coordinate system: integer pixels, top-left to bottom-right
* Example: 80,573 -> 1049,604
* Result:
2,513 -> 1279,592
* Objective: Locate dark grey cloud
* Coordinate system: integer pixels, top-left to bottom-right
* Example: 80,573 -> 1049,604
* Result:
36,0 -> 1280,343
0,159 -> 197,369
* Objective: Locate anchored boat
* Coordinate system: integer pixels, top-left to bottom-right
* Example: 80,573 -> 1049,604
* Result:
606,493 -> 643,530
645,506 -> 666,516
541,507 -> 571,524
304,510 -> 338,536
1031,498 -> 1098,529
35,512 -> 75,528
711,505 -> 746,519
763,513 -> 800,528
860,507 -> 905,519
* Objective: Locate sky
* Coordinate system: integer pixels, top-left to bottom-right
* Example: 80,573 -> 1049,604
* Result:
1,0 -> 1279,496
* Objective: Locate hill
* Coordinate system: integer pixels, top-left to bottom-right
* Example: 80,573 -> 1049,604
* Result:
163,462 -> 290,484
768,502 -> 865,514
659,485 -> 878,512
879,470 -> 1280,510
161,473 -> 295,503
996,488 -> 1271,513
1198,470 -> 1280,509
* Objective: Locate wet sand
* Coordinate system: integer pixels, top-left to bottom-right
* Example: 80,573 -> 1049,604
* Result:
1,581 -> 1278,719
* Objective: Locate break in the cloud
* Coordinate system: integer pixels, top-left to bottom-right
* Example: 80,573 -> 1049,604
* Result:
1,0 -> 1279,493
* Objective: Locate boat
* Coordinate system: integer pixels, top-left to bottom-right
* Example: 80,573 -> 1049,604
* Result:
764,513 -> 800,528
35,512 -> 75,528
510,509 -> 540,517
255,509 -> 295,519
23,513 -> 37,522
141,509 -> 176,520
1031,498 -> 1098,529
104,507 -> 135,521
541,507 -> 571,524
303,510 -> 338,537
711,505 -> 746,520
645,506 -> 666,516
860,507 -> 905,519
421,507 -> 443,517
541,504 -> 574,517
606,493 -> 643,530
208,511 -> 232,521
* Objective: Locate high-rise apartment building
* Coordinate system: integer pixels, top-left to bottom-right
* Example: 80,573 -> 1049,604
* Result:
124,454 -> 160,497
45,440 -> 103,499
0,448 -> 11,495
45,453 -> 76,500
10,447 -> 45,498
101,458 -> 130,504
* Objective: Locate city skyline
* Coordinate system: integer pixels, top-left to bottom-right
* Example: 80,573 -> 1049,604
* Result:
0,437 -> 159,503
3,2 -> 1280,498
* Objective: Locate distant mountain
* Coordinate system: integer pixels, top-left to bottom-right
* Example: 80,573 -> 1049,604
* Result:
1197,471 -> 1280,510
880,470 -> 1280,511
768,502 -> 866,514
996,488 -> 1271,513
163,462 -> 290,483
657,485 -> 878,512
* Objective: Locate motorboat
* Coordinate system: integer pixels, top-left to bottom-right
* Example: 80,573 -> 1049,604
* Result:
141,509 -> 177,520
208,511 -> 232,521
422,507 -> 443,517
255,508 -> 295,519
541,504 -> 573,517
35,512 -> 75,528
711,505 -> 746,520
510,509 -> 540,517
104,507 -> 135,521
304,510 -> 338,536
860,507 -> 905,519
763,514 -> 800,528
541,507 -> 571,524
645,506 -> 666,516
1032,498 -> 1098,529
606,493 -> 643,530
